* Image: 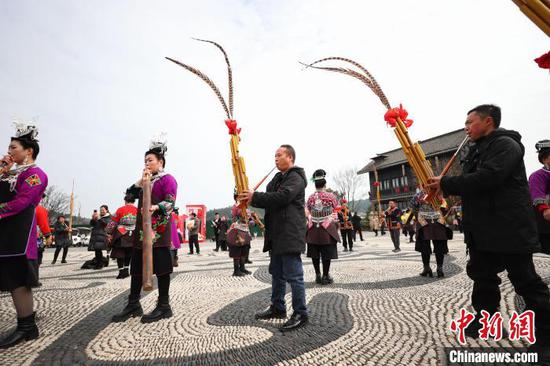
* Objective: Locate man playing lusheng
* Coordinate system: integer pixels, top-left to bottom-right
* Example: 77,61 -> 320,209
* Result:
428,104 -> 550,357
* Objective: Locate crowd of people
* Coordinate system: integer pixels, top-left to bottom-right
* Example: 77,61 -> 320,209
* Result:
1,104 -> 550,360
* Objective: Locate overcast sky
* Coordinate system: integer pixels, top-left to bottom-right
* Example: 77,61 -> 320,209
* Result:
1,0 -> 548,215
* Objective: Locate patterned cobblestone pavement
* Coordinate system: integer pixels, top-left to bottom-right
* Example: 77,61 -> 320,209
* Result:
1,233 -> 548,365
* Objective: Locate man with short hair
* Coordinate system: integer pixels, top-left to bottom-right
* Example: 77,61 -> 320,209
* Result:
385,200 -> 402,252
187,212 -> 200,255
212,212 -> 221,251
428,104 -> 550,354
239,144 -> 309,332
351,211 -> 364,241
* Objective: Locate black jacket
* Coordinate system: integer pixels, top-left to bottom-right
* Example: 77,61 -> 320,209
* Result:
251,167 -> 307,255
351,214 -> 362,229
441,128 -> 539,253
54,222 -> 71,248
89,215 -> 112,251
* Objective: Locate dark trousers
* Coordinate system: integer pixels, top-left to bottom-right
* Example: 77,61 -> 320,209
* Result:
354,229 -> 363,241
129,273 -> 171,304
53,246 -> 68,263
38,247 -> 44,266
341,229 -> 353,250
117,249 -> 132,268
269,254 -> 307,316
418,240 -> 446,267
390,229 -> 400,250
95,249 -> 104,261
467,248 -> 550,344
188,234 -> 200,254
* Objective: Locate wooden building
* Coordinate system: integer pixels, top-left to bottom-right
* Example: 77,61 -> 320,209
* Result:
357,128 -> 468,211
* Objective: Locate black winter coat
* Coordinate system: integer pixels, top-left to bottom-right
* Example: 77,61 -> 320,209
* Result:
88,215 -> 112,251
441,128 -> 539,253
251,167 -> 307,255
54,222 -> 71,248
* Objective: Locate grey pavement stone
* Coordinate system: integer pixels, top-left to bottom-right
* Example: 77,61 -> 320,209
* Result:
0,233 -> 548,365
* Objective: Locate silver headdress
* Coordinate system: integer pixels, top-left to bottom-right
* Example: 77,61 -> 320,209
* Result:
536,140 -> 550,153
12,121 -> 39,142
149,132 -> 168,155
312,169 -> 327,181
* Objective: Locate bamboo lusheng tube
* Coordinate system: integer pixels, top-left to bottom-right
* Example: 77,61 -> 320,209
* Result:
396,117 -> 430,179
526,0 -> 550,24
229,135 -> 250,221
394,129 -> 424,184
513,0 -> 550,36
394,117 -> 443,208
394,124 -> 430,186
393,128 -> 426,186
230,136 -> 249,193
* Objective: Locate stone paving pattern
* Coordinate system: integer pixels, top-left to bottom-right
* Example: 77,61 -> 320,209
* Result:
1,232 -> 548,365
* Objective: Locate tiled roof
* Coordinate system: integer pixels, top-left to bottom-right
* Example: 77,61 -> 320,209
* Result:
357,128 -> 467,174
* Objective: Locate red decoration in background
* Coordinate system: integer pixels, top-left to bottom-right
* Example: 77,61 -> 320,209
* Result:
225,119 -> 241,135
535,51 -> 550,69
384,104 -> 414,128
373,181 -> 380,187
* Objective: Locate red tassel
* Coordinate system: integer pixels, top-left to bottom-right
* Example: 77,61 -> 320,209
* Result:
225,119 -> 241,135
534,51 -> 550,70
384,104 -> 414,128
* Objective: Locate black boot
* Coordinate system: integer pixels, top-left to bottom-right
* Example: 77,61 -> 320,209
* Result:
315,273 -> 322,284
0,312 -> 39,349
116,268 -> 129,279
436,266 -> 444,278
141,300 -> 172,323
111,298 -> 143,322
419,267 -> 433,278
232,260 -> 245,277
321,275 -> 334,285
240,260 -> 251,275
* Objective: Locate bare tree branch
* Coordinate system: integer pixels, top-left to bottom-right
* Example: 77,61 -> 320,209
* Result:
42,186 -> 70,221
332,167 -> 366,211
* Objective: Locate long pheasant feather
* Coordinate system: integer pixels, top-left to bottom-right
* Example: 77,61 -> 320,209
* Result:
308,57 -> 388,106
302,60 -> 391,109
192,38 -> 234,117
165,56 -> 231,119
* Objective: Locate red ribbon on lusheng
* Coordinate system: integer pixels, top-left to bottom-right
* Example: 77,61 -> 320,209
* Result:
225,119 -> 241,135
384,104 -> 413,128
373,181 -> 380,187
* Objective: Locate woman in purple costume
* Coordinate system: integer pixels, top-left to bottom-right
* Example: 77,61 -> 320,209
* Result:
529,140 -> 550,254
0,123 -> 48,348
112,136 -> 178,324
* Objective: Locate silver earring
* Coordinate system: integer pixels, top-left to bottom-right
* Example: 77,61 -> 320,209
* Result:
23,156 -> 28,165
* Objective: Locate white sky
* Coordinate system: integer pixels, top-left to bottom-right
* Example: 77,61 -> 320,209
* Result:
1,0 -> 548,215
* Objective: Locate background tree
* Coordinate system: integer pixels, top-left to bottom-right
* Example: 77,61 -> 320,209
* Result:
332,167 -> 367,211
42,186 -> 70,222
